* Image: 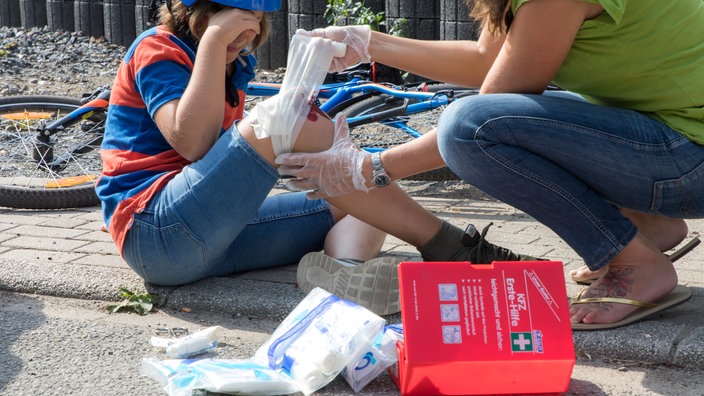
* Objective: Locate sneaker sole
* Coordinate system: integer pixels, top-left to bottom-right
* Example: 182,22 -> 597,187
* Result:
297,252 -> 401,316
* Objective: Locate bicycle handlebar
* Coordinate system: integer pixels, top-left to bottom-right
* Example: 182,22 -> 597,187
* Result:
347,99 -> 410,128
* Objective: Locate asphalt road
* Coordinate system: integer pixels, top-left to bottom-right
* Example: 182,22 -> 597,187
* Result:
2,291 -> 704,396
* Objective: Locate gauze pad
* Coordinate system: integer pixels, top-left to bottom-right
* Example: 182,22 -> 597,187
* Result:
251,34 -> 346,155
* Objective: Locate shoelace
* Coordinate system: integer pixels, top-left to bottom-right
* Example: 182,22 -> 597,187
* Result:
467,223 -> 523,264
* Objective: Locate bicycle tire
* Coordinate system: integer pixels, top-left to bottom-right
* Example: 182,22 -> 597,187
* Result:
0,95 -> 105,209
329,83 -> 477,181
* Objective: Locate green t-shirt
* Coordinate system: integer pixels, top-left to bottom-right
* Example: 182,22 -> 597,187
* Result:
511,0 -> 704,144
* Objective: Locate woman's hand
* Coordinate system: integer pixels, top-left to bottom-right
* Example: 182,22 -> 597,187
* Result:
296,25 -> 372,73
276,115 -> 371,199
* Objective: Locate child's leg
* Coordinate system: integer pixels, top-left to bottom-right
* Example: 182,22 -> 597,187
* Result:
324,207 -> 386,261
327,186 -> 442,248
240,102 -> 525,260
237,105 -> 334,166
239,103 -> 389,262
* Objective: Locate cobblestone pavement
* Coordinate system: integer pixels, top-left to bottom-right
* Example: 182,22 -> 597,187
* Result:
1,190 -> 703,371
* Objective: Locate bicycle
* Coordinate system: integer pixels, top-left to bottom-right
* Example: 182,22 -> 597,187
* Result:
247,70 -> 474,181
0,70 -> 472,209
0,87 -> 110,210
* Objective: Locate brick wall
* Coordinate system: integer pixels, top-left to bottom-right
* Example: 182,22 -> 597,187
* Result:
1,0 -> 479,69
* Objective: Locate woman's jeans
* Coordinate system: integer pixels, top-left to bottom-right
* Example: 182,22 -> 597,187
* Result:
437,93 -> 704,270
122,128 -> 334,286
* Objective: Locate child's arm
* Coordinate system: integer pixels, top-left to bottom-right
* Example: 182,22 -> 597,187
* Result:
154,9 -> 261,161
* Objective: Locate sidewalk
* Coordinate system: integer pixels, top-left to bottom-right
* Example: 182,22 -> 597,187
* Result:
1,189 -> 703,370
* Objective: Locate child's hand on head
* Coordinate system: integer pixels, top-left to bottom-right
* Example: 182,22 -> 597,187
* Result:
204,8 -> 260,47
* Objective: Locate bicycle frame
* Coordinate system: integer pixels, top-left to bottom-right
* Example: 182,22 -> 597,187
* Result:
246,79 -> 463,141
31,78 -> 463,160
0,73 -> 467,209
30,88 -> 110,170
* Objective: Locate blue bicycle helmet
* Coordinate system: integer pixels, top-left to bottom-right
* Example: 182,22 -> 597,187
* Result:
180,0 -> 281,11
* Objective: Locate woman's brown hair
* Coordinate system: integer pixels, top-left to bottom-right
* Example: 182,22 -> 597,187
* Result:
467,0 -> 513,35
158,0 -> 270,54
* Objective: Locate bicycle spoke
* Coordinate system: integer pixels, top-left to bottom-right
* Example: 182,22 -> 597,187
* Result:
0,96 -> 106,208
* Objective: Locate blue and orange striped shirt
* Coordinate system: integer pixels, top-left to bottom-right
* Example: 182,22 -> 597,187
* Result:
96,26 -> 255,253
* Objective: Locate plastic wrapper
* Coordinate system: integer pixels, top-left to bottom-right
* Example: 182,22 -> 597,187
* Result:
253,287 -> 386,395
341,324 -> 404,392
141,357 -> 297,396
149,326 -> 220,359
141,288 -> 385,396
251,34 -> 346,155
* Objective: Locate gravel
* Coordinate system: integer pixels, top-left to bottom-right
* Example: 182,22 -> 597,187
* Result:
0,26 -> 122,97
0,25 -> 284,97
0,25 -> 484,199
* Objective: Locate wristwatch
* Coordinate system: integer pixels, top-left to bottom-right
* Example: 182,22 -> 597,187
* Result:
370,152 -> 391,188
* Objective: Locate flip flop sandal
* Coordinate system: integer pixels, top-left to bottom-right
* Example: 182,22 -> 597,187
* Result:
570,284 -> 692,331
571,237 -> 701,285
666,236 -> 701,262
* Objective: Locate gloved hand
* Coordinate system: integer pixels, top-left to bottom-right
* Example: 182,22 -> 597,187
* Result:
276,115 -> 370,199
296,25 -> 372,73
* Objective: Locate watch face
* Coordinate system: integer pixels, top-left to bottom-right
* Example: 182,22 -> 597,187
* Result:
373,173 -> 391,187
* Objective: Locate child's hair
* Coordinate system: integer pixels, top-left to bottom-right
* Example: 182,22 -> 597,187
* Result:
159,0 -> 271,54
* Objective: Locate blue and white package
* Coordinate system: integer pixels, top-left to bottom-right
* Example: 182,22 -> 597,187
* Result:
253,287 -> 386,395
341,324 -> 404,392
141,288 -> 385,396
140,357 -> 298,396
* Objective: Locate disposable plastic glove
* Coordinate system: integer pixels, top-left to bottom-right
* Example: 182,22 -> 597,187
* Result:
276,115 -> 370,199
296,25 -> 372,73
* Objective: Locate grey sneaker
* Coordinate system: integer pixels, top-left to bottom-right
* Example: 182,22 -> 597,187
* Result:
453,223 -> 538,263
296,252 -> 401,316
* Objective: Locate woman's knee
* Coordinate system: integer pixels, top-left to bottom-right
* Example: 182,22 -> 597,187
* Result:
437,96 -> 493,162
439,95 -> 504,142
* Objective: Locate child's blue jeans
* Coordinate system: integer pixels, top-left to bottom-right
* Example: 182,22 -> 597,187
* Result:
122,127 -> 334,286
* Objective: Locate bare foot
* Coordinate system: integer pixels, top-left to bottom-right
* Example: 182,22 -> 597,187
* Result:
569,265 -> 607,284
570,233 -> 678,325
569,210 -> 687,284
621,208 -> 687,251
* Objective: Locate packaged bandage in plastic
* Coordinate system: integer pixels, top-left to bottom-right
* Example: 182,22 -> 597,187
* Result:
149,326 -> 221,359
251,34 -> 346,155
253,287 -> 385,395
141,289 -> 386,396
341,324 -> 403,392
141,357 -> 298,396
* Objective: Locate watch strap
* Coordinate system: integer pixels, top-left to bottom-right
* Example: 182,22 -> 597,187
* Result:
370,152 -> 390,187
371,152 -> 384,173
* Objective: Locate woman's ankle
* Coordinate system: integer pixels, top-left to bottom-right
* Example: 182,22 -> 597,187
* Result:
620,208 -> 687,251
605,233 -> 677,293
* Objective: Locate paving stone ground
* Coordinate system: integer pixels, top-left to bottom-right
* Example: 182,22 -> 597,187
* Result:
1,191 -> 703,369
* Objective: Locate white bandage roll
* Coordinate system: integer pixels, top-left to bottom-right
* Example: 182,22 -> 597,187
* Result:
251,35 -> 346,156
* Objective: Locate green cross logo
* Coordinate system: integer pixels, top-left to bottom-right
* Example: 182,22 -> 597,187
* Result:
511,332 -> 534,352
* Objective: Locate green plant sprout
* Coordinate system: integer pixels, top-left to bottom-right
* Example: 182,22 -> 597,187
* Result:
107,287 -> 159,316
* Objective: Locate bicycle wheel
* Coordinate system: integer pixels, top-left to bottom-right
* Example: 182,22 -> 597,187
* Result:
0,95 -> 105,209
329,83 -> 477,181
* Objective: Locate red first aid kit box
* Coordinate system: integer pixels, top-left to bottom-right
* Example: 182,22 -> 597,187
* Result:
390,261 -> 575,395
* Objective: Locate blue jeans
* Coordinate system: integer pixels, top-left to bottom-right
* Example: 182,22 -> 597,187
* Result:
437,93 -> 704,271
122,128 -> 334,286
